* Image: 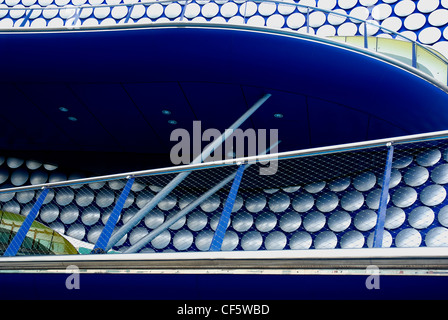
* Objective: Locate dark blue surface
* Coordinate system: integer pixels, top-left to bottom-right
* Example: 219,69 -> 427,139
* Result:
0,26 -> 447,174
0,272 -> 447,300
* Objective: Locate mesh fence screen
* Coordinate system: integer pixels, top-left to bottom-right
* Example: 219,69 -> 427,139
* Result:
1,134 -> 448,256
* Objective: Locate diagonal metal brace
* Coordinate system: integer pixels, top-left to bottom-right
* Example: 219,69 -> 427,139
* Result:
372,143 -> 394,248
3,188 -> 49,257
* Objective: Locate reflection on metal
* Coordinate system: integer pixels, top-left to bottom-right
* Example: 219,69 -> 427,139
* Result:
268,192 -> 290,212
255,212 -> 277,232
186,210 -> 207,232
404,166 -> 429,187
353,171 -> 376,192
144,208 -> 165,229
340,190 -> 364,211
431,163 -> 448,184
354,209 -> 377,231
340,230 -> 365,249
304,181 -> 326,194
0,210 -> 77,256
425,227 -> 448,247
245,193 -> 266,213
265,231 -> 287,250
314,231 -> 337,249
315,192 -> 338,213
392,186 -> 417,208
241,231 -> 263,251
416,149 -> 441,167
395,228 -> 422,248
384,206 -> 406,230
173,230 -> 193,251
289,231 -> 312,249
303,211 -> 326,232
327,210 -> 351,232
408,206 -> 434,229
232,211 -> 254,232
279,212 -> 301,232
195,230 -> 213,251
328,177 -> 350,192
420,184 -> 447,206
292,192 -> 314,212
221,230 -> 239,251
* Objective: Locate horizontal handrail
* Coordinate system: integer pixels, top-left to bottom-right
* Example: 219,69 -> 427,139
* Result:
1,129 -> 448,194
0,247 -> 447,271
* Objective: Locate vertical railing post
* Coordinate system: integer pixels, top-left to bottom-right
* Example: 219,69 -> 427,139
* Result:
243,0 -> 248,24
92,177 -> 135,254
412,42 -> 417,68
372,143 -> 394,248
124,4 -> 134,23
306,7 -> 310,33
209,163 -> 246,251
20,9 -> 33,27
180,0 -> 188,21
72,7 -> 83,26
363,22 -> 368,48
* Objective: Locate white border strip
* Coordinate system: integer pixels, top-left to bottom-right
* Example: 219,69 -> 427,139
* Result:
1,247 -> 448,264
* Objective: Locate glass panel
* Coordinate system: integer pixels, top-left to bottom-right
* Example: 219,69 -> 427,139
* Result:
416,45 -> 448,85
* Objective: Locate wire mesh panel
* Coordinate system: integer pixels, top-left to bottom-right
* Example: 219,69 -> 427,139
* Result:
387,138 -> 448,248
1,133 -> 448,256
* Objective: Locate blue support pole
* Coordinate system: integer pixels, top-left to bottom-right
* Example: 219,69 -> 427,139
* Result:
72,7 -> 83,26
20,9 -> 33,27
179,0 -> 187,21
124,5 -> 134,23
306,7 -> 310,33
372,143 -> 394,248
209,164 -> 246,251
92,177 -> 135,254
3,188 -> 49,257
105,94 -> 271,251
412,42 -> 417,68
364,22 -> 368,49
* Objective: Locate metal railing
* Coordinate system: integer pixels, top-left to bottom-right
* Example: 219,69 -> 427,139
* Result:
0,0 -> 447,85
2,129 -> 448,195
1,129 -> 448,255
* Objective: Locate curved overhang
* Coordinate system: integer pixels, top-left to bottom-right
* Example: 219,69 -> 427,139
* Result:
1,24 -> 448,173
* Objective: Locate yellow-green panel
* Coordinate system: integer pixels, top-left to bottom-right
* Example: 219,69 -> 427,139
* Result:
0,210 -> 78,255
416,46 -> 448,85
